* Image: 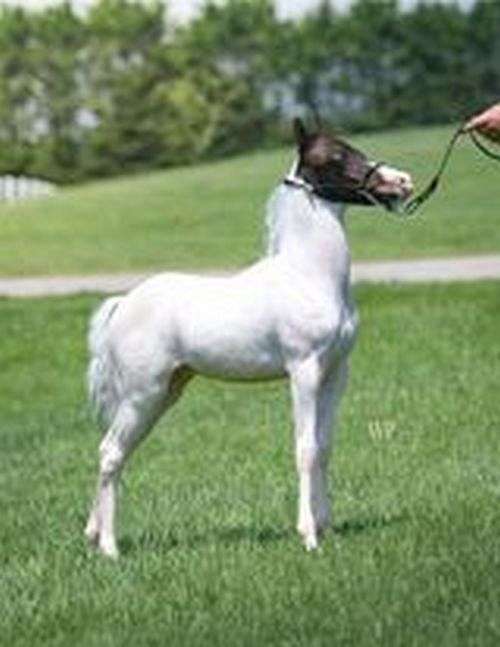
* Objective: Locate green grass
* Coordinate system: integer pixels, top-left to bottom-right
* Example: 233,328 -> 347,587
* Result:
1,282 -> 500,646
1,125 -> 500,277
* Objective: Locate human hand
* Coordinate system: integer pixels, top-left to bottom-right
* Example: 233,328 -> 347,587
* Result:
463,104 -> 500,142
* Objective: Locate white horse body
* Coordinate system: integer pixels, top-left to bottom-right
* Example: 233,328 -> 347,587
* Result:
103,187 -> 355,384
85,124 -> 412,558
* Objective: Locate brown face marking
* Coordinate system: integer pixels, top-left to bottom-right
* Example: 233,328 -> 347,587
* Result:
292,119 -> 376,204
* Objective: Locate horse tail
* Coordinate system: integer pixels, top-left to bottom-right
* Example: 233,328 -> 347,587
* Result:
87,296 -> 123,427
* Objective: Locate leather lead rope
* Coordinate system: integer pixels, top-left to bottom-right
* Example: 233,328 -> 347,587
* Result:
404,124 -> 500,216
469,130 -> 500,162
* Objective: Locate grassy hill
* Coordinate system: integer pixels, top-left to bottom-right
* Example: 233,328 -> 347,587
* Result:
1,125 -> 499,277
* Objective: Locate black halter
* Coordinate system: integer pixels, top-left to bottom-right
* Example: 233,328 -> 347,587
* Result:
283,160 -> 386,207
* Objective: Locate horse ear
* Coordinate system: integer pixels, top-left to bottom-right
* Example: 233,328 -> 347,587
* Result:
293,118 -> 308,146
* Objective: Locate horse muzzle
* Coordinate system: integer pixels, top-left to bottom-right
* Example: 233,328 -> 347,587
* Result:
369,170 -> 414,211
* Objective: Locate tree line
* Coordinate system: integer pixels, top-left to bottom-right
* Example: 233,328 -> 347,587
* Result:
0,0 -> 498,183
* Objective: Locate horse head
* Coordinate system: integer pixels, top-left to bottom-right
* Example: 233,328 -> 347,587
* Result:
291,118 -> 413,211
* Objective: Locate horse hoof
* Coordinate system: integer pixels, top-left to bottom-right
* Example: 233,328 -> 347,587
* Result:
298,529 -> 319,552
84,525 -> 100,547
99,541 -> 120,560
304,535 -> 319,551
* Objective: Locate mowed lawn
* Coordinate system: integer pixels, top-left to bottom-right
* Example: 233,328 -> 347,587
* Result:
1,281 -> 500,646
1,125 -> 500,277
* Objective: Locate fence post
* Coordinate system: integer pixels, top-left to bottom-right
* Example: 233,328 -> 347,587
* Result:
0,176 -> 56,203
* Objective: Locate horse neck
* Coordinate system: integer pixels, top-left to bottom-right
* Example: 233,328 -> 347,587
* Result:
267,185 -> 351,292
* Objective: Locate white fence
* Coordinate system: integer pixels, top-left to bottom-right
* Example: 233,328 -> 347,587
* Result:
0,175 -> 56,203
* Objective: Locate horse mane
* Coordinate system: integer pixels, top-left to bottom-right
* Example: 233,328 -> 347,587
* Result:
265,159 -> 343,257
264,186 -> 284,257
265,159 -> 303,257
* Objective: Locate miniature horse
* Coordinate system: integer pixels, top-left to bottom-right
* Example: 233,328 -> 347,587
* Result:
85,119 -> 413,557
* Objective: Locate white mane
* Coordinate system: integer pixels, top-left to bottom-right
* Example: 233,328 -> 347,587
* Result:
264,160 -> 344,257
264,185 -> 287,257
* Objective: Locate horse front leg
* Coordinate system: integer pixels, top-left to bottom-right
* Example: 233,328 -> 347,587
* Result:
290,358 -> 349,550
290,358 -> 325,551
315,359 -> 349,537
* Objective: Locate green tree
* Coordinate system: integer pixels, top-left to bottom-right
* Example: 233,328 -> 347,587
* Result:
0,7 -> 36,175
467,1 -> 500,115
83,0 -> 169,176
30,2 -> 86,181
397,3 -> 470,125
0,0 -> 495,183
337,0 -> 406,129
178,0 -> 279,151
275,2 -> 339,119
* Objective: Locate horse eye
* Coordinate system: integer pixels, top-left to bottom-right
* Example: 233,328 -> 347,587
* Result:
331,152 -> 343,163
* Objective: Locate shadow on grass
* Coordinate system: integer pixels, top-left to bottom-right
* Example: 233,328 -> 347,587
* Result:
120,524 -> 293,557
333,512 -> 406,536
119,513 -> 405,556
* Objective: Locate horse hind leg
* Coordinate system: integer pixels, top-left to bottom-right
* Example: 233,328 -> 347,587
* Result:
85,367 -> 193,558
85,402 -> 151,558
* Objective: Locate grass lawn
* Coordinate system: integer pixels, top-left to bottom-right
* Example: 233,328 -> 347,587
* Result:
1,125 -> 500,277
1,281 -> 500,646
